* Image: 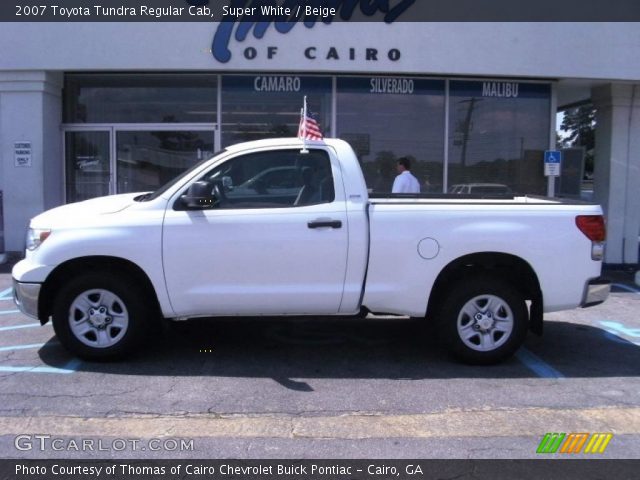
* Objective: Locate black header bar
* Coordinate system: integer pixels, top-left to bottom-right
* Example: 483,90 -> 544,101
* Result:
2,0 -> 640,22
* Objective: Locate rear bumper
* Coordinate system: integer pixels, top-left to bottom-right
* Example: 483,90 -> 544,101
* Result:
12,278 -> 41,320
581,277 -> 611,308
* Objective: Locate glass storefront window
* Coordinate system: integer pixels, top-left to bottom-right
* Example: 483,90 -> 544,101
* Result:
64,74 -> 218,123
448,81 -> 551,195
65,131 -> 111,203
221,75 -> 332,147
61,73 -> 552,201
337,77 -> 445,193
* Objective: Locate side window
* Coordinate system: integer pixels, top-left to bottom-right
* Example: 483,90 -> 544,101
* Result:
201,149 -> 335,209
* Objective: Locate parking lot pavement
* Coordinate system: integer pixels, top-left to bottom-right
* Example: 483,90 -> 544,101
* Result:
0,270 -> 639,459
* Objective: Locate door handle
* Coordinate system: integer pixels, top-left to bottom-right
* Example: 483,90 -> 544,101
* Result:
308,220 -> 342,229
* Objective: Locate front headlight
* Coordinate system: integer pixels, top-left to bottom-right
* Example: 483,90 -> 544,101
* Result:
26,228 -> 51,251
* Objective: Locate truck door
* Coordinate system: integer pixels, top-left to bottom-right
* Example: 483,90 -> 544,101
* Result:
162,147 -> 349,317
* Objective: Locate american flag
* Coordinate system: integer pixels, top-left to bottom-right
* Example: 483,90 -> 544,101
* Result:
298,109 -> 324,141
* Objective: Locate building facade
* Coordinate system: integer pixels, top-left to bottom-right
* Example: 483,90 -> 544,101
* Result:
0,21 -> 639,263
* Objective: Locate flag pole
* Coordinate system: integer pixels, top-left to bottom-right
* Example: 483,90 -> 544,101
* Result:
300,95 -> 309,154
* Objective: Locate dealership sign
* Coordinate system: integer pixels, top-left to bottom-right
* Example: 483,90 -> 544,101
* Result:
185,0 -> 416,63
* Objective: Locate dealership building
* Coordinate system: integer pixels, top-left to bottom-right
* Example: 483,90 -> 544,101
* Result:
0,20 -> 639,264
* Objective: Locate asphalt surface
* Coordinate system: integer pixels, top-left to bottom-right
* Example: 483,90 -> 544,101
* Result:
0,265 -> 639,459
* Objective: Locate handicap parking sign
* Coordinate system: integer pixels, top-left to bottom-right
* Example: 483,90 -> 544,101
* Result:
544,150 -> 562,177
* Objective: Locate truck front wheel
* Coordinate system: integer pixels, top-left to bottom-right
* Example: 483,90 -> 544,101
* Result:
438,275 -> 528,364
52,273 -> 150,360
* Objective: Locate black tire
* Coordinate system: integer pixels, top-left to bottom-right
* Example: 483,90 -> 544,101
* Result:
438,275 -> 528,365
52,273 -> 151,361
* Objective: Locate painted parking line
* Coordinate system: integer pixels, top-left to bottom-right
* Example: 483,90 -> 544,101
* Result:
516,348 -> 565,379
599,320 -> 640,347
0,322 -> 43,332
0,310 -> 20,316
600,320 -> 640,337
0,342 -> 46,352
612,283 -> 640,295
0,287 -> 13,300
602,331 -> 640,347
0,358 -> 81,374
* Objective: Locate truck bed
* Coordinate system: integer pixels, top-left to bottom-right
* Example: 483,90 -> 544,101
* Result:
368,193 -> 591,206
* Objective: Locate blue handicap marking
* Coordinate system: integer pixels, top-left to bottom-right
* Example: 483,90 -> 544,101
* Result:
613,283 -> 640,295
600,321 -> 640,338
600,320 -> 640,347
0,339 -> 79,374
544,150 -> 562,164
602,331 -> 639,346
0,287 -> 13,301
516,348 -> 565,379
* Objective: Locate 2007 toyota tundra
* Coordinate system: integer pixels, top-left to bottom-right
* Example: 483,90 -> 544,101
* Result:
13,138 -> 610,364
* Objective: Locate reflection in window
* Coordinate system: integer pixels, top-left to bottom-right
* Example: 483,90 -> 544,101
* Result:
448,81 -> 550,195
337,77 -> 445,193
117,131 -> 214,193
64,74 -> 218,124
202,149 -> 334,208
221,76 -> 332,147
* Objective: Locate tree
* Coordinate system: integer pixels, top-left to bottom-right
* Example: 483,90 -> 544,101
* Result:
560,104 -> 596,175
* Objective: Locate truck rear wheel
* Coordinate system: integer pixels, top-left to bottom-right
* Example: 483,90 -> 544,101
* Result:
52,273 -> 150,360
438,275 -> 528,364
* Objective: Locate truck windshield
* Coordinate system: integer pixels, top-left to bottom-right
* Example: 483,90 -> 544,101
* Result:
136,149 -> 227,202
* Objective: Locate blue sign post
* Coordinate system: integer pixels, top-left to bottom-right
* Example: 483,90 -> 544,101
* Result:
544,150 -> 562,197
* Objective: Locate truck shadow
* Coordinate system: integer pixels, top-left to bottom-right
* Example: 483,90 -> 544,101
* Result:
36,316 -> 640,384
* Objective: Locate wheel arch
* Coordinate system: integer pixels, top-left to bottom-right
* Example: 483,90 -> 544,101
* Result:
427,252 -> 544,334
38,256 -> 162,325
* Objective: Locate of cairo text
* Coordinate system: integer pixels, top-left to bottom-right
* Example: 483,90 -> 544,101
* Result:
46,6 -> 217,19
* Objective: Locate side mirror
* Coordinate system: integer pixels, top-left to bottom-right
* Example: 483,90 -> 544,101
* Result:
181,181 -> 216,209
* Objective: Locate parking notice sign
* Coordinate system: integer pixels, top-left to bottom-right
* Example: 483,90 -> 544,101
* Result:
544,150 -> 562,177
14,141 -> 32,168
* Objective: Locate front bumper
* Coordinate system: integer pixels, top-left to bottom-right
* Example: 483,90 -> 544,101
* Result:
582,277 -> 611,308
13,278 -> 41,320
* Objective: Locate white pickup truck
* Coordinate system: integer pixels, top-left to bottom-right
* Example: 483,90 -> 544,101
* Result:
13,138 -> 610,364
